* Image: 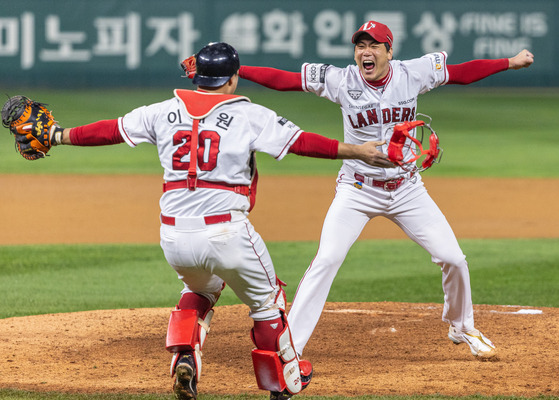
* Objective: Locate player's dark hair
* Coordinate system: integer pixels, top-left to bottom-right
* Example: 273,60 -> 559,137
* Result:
354,35 -> 391,52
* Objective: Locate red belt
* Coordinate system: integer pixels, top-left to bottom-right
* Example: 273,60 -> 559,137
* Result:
354,173 -> 407,191
163,179 -> 249,196
160,213 -> 232,226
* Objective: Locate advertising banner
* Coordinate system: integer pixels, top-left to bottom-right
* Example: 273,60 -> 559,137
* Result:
1,0 -> 554,87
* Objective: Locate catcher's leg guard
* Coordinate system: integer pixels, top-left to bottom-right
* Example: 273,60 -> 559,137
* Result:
267,358 -> 313,400
251,282 -> 312,396
166,304 -> 214,381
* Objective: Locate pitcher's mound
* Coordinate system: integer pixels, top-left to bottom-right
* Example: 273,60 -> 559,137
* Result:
1,302 -> 557,397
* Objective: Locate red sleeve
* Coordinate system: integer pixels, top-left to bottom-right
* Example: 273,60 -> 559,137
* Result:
447,58 -> 509,85
239,66 -> 304,91
69,119 -> 124,146
288,131 -> 339,159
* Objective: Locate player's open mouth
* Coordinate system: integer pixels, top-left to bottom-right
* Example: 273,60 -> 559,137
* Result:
363,60 -> 375,71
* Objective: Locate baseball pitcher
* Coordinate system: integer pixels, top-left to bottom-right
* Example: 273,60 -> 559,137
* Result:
231,20 -> 534,363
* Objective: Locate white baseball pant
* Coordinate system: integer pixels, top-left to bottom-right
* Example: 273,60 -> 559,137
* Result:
160,211 -> 281,321
288,166 -> 474,355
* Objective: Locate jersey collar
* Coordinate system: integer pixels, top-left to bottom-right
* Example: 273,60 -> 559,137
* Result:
361,64 -> 393,91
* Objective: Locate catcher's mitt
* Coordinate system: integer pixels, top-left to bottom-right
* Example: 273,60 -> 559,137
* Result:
1,95 -> 63,160
180,55 -> 196,79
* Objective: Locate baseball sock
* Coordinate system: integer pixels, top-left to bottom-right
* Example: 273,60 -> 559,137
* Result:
252,317 -> 285,351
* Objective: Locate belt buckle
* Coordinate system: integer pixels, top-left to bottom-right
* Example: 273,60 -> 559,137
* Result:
383,179 -> 399,191
186,176 -> 197,191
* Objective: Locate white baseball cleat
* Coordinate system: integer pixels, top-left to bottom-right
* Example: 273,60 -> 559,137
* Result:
448,326 -> 497,359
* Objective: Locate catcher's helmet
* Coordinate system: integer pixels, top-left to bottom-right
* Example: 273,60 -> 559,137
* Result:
192,42 -> 240,87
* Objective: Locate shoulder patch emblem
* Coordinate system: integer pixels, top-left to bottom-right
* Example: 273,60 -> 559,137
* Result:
308,65 -> 319,83
320,64 -> 329,83
348,90 -> 363,100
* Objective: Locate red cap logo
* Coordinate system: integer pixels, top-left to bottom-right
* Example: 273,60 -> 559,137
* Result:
351,21 -> 393,46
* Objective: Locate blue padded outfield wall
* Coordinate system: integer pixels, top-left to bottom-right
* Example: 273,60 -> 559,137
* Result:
1,0 -> 556,88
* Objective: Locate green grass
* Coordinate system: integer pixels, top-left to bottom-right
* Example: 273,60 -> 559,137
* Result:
0,391 -> 173,400
1,87 -> 558,400
0,244 -> 182,318
418,87 -> 559,177
2,239 -> 558,319
1,88 -> 558,176
3,393 -> 557,400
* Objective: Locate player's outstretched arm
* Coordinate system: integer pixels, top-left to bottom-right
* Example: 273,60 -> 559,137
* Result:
338,140 -> 396,168
60,120 -> 124,146
289,132 -> 395,168
238,66 -> 303,91
180,54 -> 302,91
447,49 -> 534,85
508,49 -> 534,70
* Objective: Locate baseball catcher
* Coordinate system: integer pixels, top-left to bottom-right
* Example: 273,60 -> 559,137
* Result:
1,95 -> 64,160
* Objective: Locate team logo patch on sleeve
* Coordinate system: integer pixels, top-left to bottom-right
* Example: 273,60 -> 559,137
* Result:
277,117 -> 296,129
307,63 -> 330,83
320,64 -> 329,83
432,53 -> 445,71
348,90 -> 363,100
308,65 -> 318,83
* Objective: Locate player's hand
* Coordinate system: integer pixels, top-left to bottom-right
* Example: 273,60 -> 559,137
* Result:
357,140 -> 396,168
508,49 -> 534,70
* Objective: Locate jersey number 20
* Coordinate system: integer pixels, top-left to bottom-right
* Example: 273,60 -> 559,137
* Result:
172,130 -> 220,171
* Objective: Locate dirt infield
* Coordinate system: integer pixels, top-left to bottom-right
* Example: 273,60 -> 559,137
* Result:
1,175 -> 559,397
1,303 -> 558,397
1,174 -> 558,243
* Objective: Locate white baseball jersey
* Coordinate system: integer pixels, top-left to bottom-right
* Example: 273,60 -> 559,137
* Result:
288,52 -> 478,356
118,92 -> 302,217
301,52 -> 448,180
116,90 -> 304,322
